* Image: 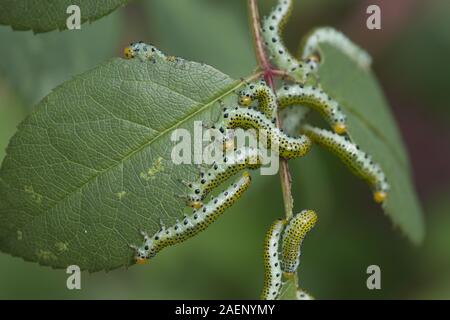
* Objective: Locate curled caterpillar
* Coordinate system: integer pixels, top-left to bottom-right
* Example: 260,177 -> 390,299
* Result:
238,80 -> 277,121
222,107 -> 311,159
296,289 -> 314,300
261,219 -> 285,300
182,147 -> 262,207
301,125 -> 389,203
281,210 -> 317,274
300,27 -> 372,70
262,0 -> 318,83
133,172 -> 252,263
277,84 -> 347,134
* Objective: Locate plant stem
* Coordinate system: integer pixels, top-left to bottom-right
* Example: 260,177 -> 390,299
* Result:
247,0 -> 294,219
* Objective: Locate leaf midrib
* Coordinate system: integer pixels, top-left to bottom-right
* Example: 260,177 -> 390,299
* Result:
33,79 -> 243,219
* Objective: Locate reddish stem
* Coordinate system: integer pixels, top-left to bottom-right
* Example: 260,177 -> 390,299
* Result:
247,0 -> 294,218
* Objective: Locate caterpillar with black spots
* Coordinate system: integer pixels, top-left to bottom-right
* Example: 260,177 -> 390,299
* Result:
301,125 -> 389,203
262,0 -> 318,83
300,27 -> 372,70
124,41 -> 179,62
261,219 -> 285,300
222,107 -> 311,159
281,210 -> 317,274
277,84 -> 347,134
238,80 -> 277,121
132,172 -> 251,263
182,147 -> 262,208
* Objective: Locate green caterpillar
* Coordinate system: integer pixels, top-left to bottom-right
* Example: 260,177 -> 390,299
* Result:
261,219 -> 285,300
281,210 -> 317,274
300,27 -> 372,70
182,147 -> 262,208
238,80 -> 277,121
301,125 -> 389,203
133,172 -> 251,264
222,107 -> 311,159
277,84 -> 347,134
261,0 -> 318,83
124,41 -> 178,62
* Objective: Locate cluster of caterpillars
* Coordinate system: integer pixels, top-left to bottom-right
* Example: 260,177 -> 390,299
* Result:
123,0 -> 388,300
261,211 -> 317,300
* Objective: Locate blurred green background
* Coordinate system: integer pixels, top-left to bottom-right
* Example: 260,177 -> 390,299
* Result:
1,0 -> 449,299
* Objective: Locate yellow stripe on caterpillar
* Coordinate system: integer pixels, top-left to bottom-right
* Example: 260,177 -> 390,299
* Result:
281,210 -> 317,274
222,107 -> 311,159
183,147 -> 262,205
238,80 -> 277,121
277,84 -> 347,134
133,172 -> 251,262
301,125 -> 389,203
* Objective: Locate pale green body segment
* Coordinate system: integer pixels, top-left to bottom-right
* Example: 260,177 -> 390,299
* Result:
261,219 -> 285,300
280,105 -> 310,136
277,84 -> 347,134
222,107 -> 311,159
124,41 -> 167,61
300,27 -> 372,70
238,80 -> 277,121
261,0 -> 318,83
133,172 -> 251,262
297,289 -> 314,300
281,210 -> 317,274
185,147 -> 262,203
301,125 -> 389,203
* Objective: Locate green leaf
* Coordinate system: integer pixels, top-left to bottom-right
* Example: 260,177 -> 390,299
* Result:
316,43 -> 425,244
0,85 -> 27,162
0,57 -> 243,271
0,11 -> 122,107
277,275 -> 298,300
0,0 -> 129,33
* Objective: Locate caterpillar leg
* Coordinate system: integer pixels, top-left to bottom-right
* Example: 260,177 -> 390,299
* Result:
139,230 -> 149,240
301,125 -> 389,203
182,147 -> 262,206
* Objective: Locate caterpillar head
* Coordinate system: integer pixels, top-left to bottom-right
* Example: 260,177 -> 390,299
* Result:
238,83 -> 257,107
124,45 -> 134,59
373,168 -> 389,203
187,200 -> 203,209
238,93 -> 252,107
373,191 -> 387,203
134,247 -> 149,264
123,42 -> 145,59
332,123 -> 347,135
